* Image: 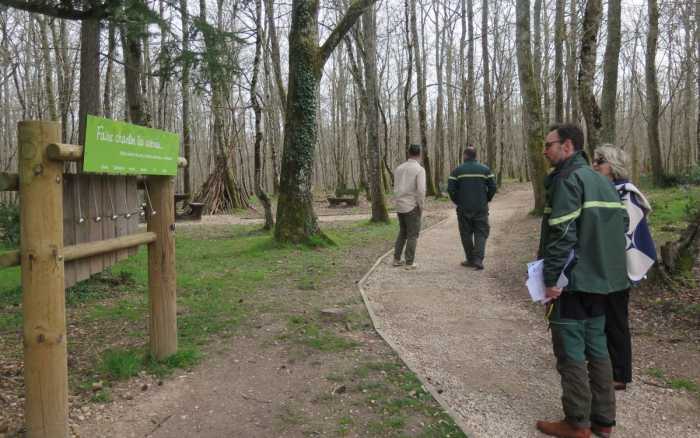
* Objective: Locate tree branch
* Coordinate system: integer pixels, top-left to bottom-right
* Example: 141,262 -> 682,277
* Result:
318,0 -> 376,70
0,0 -> 119,20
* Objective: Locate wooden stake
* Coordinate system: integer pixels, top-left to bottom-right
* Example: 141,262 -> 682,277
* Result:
146,175 -> 177,359
19,121 -> 68,438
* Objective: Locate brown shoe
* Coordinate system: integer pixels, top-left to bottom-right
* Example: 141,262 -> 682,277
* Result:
591,423 -> 613,438
536,420 -> 591,438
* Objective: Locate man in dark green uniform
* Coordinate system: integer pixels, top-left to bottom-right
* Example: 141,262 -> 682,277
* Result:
447,146 -> 497,270
536,124 -> 629,438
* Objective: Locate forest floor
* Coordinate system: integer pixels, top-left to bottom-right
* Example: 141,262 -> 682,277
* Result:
1,183 -> 699,437
362,183 -> 700,437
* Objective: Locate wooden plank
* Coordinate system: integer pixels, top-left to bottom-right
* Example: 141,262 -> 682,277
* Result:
19,121 -> 69,438
87,175 -> 104,275
147,175 -> 177,359
126,176 -> 139,257
114,176 -> 129,261
63,232 -> 156,261
101,176 -> 116,268
74,173 -> 91,283
62,174 -> 77,288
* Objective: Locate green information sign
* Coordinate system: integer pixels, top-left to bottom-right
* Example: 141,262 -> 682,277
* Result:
83,115 -> 179,175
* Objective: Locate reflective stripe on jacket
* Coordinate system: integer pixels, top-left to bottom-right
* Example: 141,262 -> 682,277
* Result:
447,159 -> 497,212
538,152 -> 630,293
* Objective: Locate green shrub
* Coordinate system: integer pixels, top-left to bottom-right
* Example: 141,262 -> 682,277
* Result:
0,201 -> 20,247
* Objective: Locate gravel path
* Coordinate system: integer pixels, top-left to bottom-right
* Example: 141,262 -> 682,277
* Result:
360,185 -> 700,437
175,213 -> 376,227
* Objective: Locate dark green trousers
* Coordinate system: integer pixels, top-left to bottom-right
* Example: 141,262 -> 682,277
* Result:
549,292 -> 616,429
456,208 -> 489,263
394,207 -> 421,264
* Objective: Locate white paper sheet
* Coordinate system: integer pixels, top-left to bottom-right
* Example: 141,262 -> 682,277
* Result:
525,252 -> 574,304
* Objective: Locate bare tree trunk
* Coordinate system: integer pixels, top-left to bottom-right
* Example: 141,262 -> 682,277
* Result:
252,0 -> 273,229
122,22 -> 146,126
37,16 -> 57,121
180,0 -> 192,199
404,0 -> 413,152
554,0 -> 564,123
466,0 -> 476,143
696,0 -> 700,162
515,0 -> 547,211
646,0 -> 664,185
433,3 -> 445,192
458,0 -> 466,158
78,18 -> 100,145
566,0 -> 579,122
578,0 -> 602,155
103,22 -> 115,119
264,0 -> 286,112
600,0 -> 621,144
362,4 -> 389,222
482,0 -> 496,170
410,0 -> 436,196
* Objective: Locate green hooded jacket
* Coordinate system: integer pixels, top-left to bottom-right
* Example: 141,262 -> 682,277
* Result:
538,151 -> 630,293
447,159 -> 497,212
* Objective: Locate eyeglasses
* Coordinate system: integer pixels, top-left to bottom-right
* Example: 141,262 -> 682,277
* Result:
593,158 -> 607,165
544,140 -> 561,149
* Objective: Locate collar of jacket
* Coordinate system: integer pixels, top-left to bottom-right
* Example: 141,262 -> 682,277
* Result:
463,158 -> 477,163
545,151 -> 588,187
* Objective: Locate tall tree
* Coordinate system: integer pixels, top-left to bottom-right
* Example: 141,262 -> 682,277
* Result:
78,18 -> 101,144
646,0 -> 664,185
600,0 -> 621,144
433,2 -> 445,190
362,3 -> 389,222
578,0 -> 602,155
252,0 -> 273,229
274,0 -> 377,243
565,0 -> 578,122
515,0 -> 546,211
482,0 -> 496,170
180,0 -> 192,198
409,0 -> 436,196
553,0 -> 564,123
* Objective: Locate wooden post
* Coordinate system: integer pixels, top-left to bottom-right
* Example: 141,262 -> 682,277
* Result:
146,175 -> 177,359
18,121 -> 68,438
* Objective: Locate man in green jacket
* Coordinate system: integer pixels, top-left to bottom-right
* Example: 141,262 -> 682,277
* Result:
536,124 -> 629,438
447,146 -> 497,270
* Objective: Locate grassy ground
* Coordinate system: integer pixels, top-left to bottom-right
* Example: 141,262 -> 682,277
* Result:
0,213 -> 463,437
640,180 -> 700,247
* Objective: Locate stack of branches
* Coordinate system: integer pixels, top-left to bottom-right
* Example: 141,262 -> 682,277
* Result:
197,155 -> 250,214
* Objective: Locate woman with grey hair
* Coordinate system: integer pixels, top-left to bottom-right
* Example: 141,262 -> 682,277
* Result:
593,145 -> 657,390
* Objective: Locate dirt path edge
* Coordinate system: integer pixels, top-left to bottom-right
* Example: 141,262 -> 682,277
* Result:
357,214 -> 475,437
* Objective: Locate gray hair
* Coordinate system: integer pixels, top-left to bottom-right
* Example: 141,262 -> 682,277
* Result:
594,144 -> 629,180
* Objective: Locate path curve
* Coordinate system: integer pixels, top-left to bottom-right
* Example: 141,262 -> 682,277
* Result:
360,184 -> 700,437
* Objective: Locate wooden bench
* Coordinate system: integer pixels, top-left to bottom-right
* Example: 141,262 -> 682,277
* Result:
174,193 -> 205,221
327,188 -> 360,207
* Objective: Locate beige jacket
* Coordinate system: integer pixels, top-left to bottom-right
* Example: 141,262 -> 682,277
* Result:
393,159 -> 426,213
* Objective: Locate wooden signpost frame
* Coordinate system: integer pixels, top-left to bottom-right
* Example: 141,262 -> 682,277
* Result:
0,121 -> 186,438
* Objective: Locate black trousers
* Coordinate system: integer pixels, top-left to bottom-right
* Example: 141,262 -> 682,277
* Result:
605,289 -> 632,383
456,208 -> 489,263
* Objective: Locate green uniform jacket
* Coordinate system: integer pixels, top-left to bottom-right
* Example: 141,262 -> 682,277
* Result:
538,152 -> 630,293
447,159 -> 497,212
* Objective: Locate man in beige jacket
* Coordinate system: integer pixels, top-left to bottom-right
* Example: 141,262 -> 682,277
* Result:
392,144 -> 427,269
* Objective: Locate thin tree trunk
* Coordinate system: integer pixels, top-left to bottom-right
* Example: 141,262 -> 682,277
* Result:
103,22 -> 115,119
554,0 -> 564,123
180,0 -> 192,199
264,0 -> 286,112
410,0 -> 436,196
600,0 -> 621,144
252,0 -> 273,229
646,0 -> 664,185
566,0 -> 578,122
362,4 -> 389,222
37,16 -> 57,121
482,0 -> 496,170
433,3 -> 445,192
403,0 -> 413,152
